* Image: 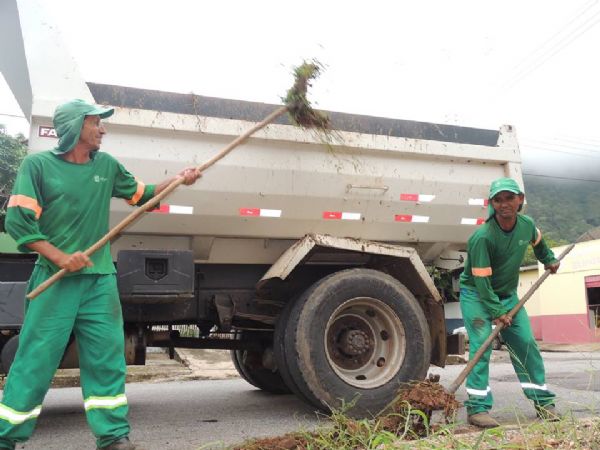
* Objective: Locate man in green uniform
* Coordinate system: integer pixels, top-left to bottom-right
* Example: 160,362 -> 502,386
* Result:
2,99 -> 201,450
459,177 -> 560,428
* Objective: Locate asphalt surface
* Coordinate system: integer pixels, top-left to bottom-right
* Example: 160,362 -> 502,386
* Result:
8,348 -> 600,449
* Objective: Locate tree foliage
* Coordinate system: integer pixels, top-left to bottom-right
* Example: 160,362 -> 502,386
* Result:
523,175 -> 598,244
0,126 -> 28,232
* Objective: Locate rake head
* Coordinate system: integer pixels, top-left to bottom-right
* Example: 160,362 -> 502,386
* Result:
283,60 -> 330,130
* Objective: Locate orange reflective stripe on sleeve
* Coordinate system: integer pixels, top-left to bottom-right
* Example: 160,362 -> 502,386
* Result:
532,227 -> 542,247
7,195 -> 42,219
126,180 -> 145,205
472,267 -> 493,277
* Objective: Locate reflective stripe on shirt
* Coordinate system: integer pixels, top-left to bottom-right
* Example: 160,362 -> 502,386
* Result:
532,227 -> 543,246
8,194 -> 42,219
126,180 -> 146,205
472,267 -> 493,277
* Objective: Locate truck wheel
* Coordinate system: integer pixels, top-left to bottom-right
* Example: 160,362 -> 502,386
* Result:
1,335 -> 19,374
230,332 -> 291,395
273,297 -> 318,406
283,268 -> 432,417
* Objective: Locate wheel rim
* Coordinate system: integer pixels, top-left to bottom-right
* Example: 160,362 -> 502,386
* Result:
324,297 -> 406,389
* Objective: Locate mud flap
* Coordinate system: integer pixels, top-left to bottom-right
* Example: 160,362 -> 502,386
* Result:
425,298 -> 447,367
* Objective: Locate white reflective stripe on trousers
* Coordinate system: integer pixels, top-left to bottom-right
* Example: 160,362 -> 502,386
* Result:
521,383 -> 548,391
0,404 -> 42,424
84,394 -> 128,411
466,386 -> 491,397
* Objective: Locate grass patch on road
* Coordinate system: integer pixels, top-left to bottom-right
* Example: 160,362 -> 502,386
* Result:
230,411 -> 600,449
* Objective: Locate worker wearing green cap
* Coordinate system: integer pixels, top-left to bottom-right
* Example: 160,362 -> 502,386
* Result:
2,99 -> 201,450
459,177 -> 560,429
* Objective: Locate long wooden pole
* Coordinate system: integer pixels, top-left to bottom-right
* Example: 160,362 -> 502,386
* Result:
447,243 -> 576,394
27,106 -> 288,300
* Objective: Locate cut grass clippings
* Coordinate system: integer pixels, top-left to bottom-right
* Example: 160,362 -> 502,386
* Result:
282,60 -> 330,130
232,414 -> 600,450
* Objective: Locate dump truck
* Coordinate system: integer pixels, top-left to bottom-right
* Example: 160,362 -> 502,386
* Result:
0,0 -> 523,416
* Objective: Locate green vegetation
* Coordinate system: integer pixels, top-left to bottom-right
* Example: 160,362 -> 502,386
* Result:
523,174 -> 599,244
229,409 -> 600,449
282,60 -> 330,130
0,125 -> 27,232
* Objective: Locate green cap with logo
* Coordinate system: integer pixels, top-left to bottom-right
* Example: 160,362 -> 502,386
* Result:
52,99 -> 114,155
487,177 -> 523,219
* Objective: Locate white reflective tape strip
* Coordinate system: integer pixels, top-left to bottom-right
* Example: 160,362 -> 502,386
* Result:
411,215 -> 430,223
468,198 -> 487,206
521,383 -> 548,391
84,394 -> 128,411
418,194 -> 436,202
466,386 -> 491,397
168,205 -> 194,215
341,212 -> 361,221
0,404 -> 42,424
260,209 -> 282,218
461,218 -> 485,225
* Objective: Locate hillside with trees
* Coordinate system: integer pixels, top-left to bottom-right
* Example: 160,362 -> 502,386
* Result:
523,174 -> 599,243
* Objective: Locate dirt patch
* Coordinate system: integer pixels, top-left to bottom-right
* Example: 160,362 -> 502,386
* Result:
379,374 -> 461,436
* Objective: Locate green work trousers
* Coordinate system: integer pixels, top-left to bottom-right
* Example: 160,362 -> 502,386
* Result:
0,266 -> 129,449
459,286 -> 555,415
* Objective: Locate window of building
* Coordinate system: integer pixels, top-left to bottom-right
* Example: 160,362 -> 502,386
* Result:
586,275 -> 600,329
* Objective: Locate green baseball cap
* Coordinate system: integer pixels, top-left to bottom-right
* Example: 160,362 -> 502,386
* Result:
52,99 -> 114,154
489,177 -> 523,199
487,177 -> 524,219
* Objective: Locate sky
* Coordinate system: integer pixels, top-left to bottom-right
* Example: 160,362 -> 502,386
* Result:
1,0 -> 600,181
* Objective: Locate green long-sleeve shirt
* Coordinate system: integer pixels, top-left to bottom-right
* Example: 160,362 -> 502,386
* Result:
5,150 -> 155,275
459,214 -> 557,318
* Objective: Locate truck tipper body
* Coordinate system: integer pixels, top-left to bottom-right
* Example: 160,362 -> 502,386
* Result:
0,0 -> 523,416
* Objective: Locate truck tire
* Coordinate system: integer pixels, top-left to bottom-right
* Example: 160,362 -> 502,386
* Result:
230,332 -> 291,395
1,335 -> 19,374
273,297 -> 318,406
281,268 -> 431,417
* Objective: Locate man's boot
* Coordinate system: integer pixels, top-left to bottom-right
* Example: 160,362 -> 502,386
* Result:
535,404 -> 561,422
467,412 -> 500,428
98,437 -> 141,450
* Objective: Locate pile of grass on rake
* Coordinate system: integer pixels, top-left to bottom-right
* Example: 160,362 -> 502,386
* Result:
283,61 -> 330,130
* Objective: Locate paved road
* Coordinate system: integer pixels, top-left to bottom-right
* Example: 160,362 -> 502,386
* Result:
13,351 -> 600,450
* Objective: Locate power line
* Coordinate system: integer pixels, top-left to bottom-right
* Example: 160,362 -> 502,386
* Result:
523,172 -> 600,183
545,137 -> 600,152
521,144 -> 600,158
520,135 -> 600,154
0,113 -> 26,119
510,0 -> 598,72
521,139 -> 600,155
505,3 -> 600,87
555,135 -> 600,145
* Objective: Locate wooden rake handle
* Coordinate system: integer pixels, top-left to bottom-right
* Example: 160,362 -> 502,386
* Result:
27,106 -> 289,300
447,243 -> 576,394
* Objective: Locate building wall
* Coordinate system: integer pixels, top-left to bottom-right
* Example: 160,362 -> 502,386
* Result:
523,240 -> 600,343
517,268 -> 542,339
